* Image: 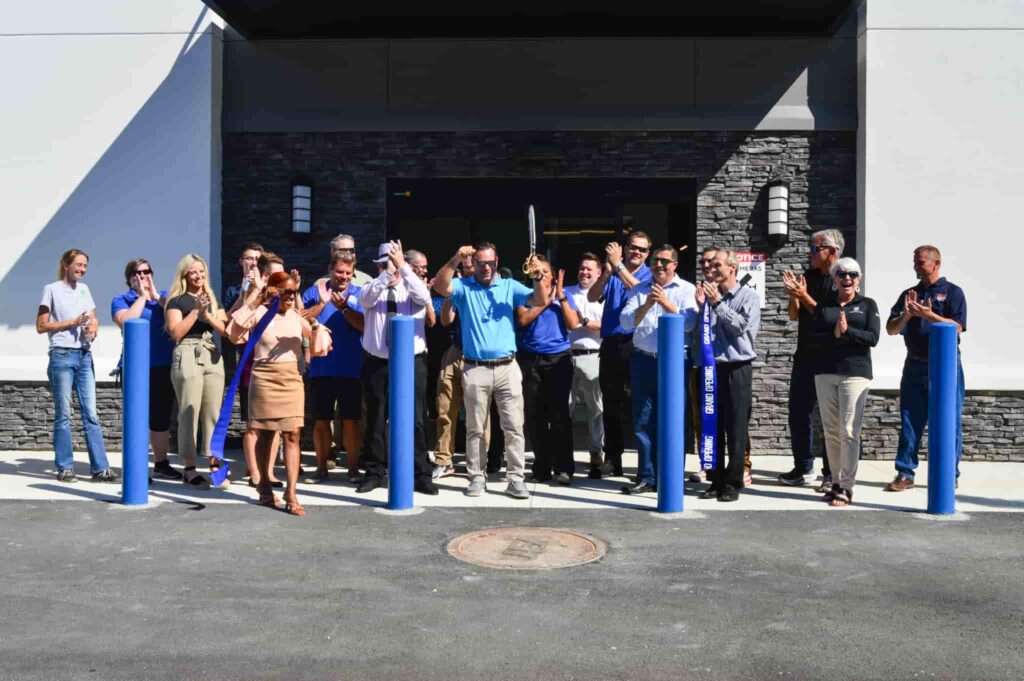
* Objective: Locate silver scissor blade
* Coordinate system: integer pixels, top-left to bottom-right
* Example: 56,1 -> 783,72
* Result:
528,205 -> 536,253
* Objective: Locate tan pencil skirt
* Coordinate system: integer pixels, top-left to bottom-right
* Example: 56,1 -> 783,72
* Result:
248,361 -> 304,432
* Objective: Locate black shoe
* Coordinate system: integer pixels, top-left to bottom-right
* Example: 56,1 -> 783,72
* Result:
414,479 -> 439,496
621,482 -> 656,495
698,486 -> 720,499
587,466 -> 603,479
356,478 -> 382,494
152,461 -> 182,480
718,486 -> 740,502
56,468 -> 78,483
531,472 -> 553,483
598,460 -> 624,478
777,468 -> 810,486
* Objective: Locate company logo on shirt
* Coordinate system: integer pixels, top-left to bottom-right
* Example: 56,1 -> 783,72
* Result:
934,293 -> 947,302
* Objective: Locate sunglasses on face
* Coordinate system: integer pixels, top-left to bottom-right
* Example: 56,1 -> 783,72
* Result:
333,247 -> 355,254
474,260 -> 497,270
135,268 -> 153,276
627,244 -> 650,253
810,245 -> 833,254
650,257 -> 676,267
835,271 -> 860,280
279,289 -> 299,298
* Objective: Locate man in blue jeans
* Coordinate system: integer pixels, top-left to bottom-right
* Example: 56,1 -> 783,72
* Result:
884,245 -> 967,491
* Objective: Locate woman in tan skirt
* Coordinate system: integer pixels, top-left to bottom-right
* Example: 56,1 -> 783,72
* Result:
230,271 -> 313,515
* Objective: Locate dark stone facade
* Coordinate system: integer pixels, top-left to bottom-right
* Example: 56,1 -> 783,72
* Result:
4,131 -> 1021,462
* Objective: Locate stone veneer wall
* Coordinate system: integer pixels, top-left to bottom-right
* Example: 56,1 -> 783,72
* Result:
3,131 -> 1021,461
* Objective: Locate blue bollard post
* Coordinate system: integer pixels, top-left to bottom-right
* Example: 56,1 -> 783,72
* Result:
387,316 -> 415,511
122,318 -> 150,505
657,314 -> 686,513
927,322 -> 958,515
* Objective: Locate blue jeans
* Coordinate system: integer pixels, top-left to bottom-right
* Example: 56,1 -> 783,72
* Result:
895,357 -> 964,480
47,348 -> 109,473
630,353 -> 659,486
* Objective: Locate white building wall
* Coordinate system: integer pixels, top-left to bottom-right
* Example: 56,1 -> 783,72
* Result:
859,0 -> 1024,389
0,1 -> 223,380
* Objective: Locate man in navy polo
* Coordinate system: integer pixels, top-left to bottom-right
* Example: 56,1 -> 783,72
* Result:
587,231 -> 653,478
434,242 -> 546,499
884,245 -> 967,491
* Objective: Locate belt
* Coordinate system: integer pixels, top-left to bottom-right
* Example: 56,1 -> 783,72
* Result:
365,351 -> 428,361
464,354 -> 516,366
571,348 -> 599,356
716,359 -> 752,368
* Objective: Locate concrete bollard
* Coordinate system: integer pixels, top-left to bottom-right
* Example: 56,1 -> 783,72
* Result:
387,316 -> 415,511
927,322 -> 958,515
121,318 -> 150,505
657,314 -> 686,513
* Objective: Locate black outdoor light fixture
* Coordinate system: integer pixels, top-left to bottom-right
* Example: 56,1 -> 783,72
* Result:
766,174 -> 789,245
291,181 -> 313,234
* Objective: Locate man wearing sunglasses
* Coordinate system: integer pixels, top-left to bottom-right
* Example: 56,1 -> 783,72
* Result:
434,242 -> 548,499
618,246 -> 698,494
587,231 -> 654,478
778,229 -> 844,490
329,233 -> 374,287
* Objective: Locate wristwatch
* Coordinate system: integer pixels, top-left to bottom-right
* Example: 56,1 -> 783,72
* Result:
615,262 -> 626,272
580,317 -> 590,327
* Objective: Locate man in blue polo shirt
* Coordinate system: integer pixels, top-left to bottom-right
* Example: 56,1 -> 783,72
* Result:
434,242 -> 545,499
587,231 -> 653,478
301,252 -> 365,482
111,258 -> 180,481
885,244 -> 967,491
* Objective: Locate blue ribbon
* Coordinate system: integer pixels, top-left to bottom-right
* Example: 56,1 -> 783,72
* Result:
209,297 -> 281,486
699,300 -> 718,471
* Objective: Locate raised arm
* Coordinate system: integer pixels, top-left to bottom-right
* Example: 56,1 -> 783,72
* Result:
434,246 -> 475,298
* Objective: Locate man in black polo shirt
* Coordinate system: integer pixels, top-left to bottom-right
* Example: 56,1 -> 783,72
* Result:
778,229 -> 841,490
885,245 -> 967,491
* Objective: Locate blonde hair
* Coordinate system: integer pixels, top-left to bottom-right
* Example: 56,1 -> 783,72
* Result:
57,249 -> 89,281
165,253 -> 220,322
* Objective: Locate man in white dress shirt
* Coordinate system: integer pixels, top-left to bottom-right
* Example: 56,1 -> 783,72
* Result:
356,241 -> 438,495
619,245 -> 698,494
564,252 -> 607,479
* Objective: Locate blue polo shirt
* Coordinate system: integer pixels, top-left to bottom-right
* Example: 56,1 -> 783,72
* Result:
303,284 -> 365,378
889,277 -> 967,359
110,290 -> 174,367
518,298 -> 576,355
450,277 -> 533,360
600,264 -> 652,338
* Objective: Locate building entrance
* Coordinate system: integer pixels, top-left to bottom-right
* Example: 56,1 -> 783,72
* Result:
386,178 -> 696,283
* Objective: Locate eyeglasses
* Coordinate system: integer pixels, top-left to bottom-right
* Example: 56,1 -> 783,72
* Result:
279,289 -> 299,298
650,257 -> 676,267
135,268 -> 153,276
474,260 -> 497,270
810,245 -> 833,254
835,271 -> 860,280
627,244 -> 650,253
333,247 -> 355,254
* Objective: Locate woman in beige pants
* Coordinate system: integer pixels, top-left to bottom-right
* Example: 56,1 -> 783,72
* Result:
165,254 -> 229,489
809,257 -> 880,507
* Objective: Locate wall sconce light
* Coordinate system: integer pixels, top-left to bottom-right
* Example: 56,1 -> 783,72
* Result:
767,176 -> 789,245
292,183 -> 312,234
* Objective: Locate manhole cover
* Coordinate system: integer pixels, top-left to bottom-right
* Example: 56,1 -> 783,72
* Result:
447,527 -> 606,570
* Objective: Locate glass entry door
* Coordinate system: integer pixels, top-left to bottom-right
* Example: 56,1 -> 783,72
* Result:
386,178 -> 696,283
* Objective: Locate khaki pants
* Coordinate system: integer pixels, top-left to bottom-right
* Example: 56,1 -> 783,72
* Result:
462,361 -> 525,483
434,345 -> 464,467
814,374 -> 871,491
171,338 -> 225,461
570,352 -> 604,455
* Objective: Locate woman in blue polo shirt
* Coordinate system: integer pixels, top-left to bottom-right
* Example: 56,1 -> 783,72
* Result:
111,258 -> 181,482
517,257 -> 580,485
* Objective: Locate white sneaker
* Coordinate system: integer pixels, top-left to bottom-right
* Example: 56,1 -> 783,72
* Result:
465,479 -> 486,497
505,481 -> 530,499
432,464 -> 455,480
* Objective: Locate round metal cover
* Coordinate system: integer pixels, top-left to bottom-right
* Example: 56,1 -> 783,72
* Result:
447,527 -> 606,570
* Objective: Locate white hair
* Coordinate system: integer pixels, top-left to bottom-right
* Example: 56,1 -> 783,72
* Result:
829,257 -> 862,279
812,229 -> 845,255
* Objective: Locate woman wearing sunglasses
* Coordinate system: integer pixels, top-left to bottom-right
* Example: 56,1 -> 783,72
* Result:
808,257 -> 880,507
229,270 -> 315,515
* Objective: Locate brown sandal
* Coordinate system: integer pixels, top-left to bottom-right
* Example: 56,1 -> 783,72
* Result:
830,489 -> 852,507
256,482 -> 282,509
284,497 -> 305,516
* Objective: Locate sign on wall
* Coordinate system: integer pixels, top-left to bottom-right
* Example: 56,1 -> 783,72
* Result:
735,251 -> 766,308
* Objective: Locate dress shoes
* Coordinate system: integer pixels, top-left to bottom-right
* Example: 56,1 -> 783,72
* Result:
621,481 -> 656,495
698,486 -> 720,500
718,486 -> 739,502
414,478 -> 439,496
355,477 -> 382,494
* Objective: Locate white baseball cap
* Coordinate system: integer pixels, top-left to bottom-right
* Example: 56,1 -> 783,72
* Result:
373,243 -> 393,263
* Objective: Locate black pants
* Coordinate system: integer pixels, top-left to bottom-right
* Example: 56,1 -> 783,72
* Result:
598,334 -> 634,465
789,355 -> 830,477
519,350 -> 575,478
711,361 -> 753,491
360,354 -> 433,483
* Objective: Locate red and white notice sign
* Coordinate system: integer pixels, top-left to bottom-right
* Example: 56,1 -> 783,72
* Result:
735,252 -> 766,308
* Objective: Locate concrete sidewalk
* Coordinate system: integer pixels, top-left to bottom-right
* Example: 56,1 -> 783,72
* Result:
3,449 -> 1022,513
